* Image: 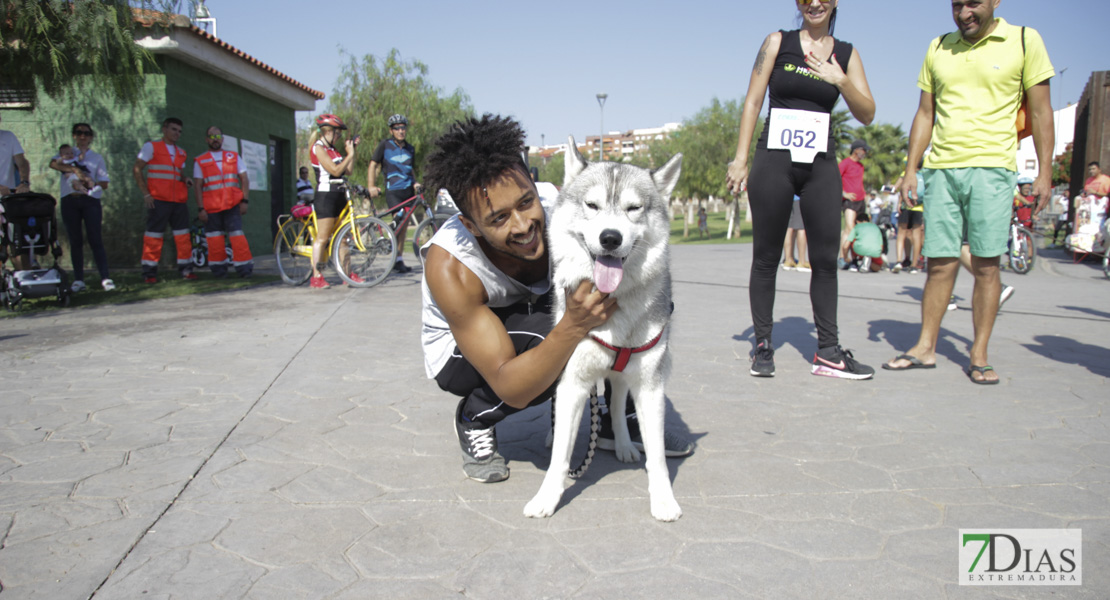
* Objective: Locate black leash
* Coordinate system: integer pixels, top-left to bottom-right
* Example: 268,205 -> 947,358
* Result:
550,387 -> 601,480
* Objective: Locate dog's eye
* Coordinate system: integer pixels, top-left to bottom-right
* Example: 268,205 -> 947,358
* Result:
585,202 -> 599,211
627,205 -> 642,212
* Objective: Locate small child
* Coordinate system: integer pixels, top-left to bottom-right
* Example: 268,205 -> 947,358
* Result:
57,144 -> 100,197
697,206 -> 709,239
842,212 -> 886,272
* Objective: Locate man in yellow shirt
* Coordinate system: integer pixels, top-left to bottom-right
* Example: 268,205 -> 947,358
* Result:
885,0 -> 1054,384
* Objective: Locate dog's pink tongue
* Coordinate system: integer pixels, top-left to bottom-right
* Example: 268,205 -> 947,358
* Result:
593,255 -> 623,294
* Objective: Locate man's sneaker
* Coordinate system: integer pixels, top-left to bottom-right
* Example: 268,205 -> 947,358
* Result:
891,263 -> 902,274
909,267 -> 920,274
345,272 -> 365,285
309,275 -> 330,289
837,257 -> 849,270
182,272 -> 199,281
597,412 -> 695,458
101,279 -> 116,291
749,338 -> 775,377
811,345 -> 875,380
70,280 -> 86,293
392,261 -> 413,274
454,400 -> 508,483
947,295 -> 958,311
796,262 -> 811,272
783,258 -> 796,271
999,285 -> 1015,308
143,276 -> 158,284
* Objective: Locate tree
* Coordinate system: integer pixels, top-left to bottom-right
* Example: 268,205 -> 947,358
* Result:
647,98 -> 762,201
534,152 -> 565,186
0,1 -> 178,103
830,108 -> 855,158
852,122 -> 908,190
327,48 -> 474,188
1052,145 -> 1072,185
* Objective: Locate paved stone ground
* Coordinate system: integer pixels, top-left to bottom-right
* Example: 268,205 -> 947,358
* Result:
0,244 -> 1106,599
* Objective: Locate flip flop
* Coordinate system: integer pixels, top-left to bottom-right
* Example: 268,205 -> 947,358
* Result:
967,365 -> 1000,385
881,354 -> 937,371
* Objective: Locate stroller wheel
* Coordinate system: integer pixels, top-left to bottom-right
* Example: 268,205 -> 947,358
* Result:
192,247 -> 208,268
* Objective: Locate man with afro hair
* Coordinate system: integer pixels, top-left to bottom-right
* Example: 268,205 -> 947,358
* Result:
420,114 -> 692,483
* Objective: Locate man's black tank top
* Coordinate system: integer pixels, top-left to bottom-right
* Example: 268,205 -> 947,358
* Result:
757,29 -> 853,150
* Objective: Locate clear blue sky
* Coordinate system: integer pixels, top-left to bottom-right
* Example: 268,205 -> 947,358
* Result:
204,0 -> 1104,148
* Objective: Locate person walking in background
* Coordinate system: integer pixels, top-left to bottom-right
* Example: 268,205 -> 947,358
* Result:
194,125 -> 253,278
49,123 -> 114,291
838,139 -> 869,269
368,114 -> 421,274
725,0 -> 876,380
884,0 -> 1054,384
134,117 -> 195,283
782,195 -> 809,272
891,164 -> 925,273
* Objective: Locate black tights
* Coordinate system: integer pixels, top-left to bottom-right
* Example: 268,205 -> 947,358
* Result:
746,148 -> 841,349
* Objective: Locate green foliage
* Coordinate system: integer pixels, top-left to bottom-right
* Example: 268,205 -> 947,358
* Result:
649,98 -> 762,200
327,48 -> 474,187
0,1 -> 177,103
852,122 -> 908,190
534,152 -> 565,186
1052,147 -> 1071,185
830,108 -> 855,158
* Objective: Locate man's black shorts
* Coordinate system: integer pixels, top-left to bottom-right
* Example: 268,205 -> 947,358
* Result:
898,209 -> 924,229
842,199 -> 865,214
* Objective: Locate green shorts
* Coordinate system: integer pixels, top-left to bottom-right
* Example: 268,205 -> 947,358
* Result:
921,167 -> 1016,258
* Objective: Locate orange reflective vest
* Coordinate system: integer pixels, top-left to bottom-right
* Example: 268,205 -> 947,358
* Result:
146,141 -> 188,203
197,150 -> 244,213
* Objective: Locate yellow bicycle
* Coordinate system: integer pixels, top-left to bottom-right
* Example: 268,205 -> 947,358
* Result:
273,183 -> 397,287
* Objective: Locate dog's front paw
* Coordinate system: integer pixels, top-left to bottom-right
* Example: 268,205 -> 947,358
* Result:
523,489 -> 562,518
651,497 -> 682,522
614,441 -> 641,464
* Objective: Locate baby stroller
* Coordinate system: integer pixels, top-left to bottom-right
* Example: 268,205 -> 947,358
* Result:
0,192 -> 71,310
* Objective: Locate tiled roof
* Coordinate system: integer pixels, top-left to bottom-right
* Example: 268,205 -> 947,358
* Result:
133,9 -> 324,100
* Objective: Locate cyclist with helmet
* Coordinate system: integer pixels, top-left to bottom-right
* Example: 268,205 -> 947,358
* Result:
368,113 -> 421,274
308,113 -> 361,289
1013,176 -> 1036,229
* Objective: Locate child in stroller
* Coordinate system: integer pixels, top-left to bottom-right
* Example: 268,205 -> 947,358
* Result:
0,192 -> 72,309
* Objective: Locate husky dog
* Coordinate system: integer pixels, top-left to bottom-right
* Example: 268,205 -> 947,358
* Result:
523,138 -> 683,521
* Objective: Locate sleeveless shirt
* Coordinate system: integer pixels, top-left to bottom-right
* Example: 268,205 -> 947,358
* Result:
757,29 -> 853,150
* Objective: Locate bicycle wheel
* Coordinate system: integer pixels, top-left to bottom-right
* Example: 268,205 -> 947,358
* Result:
332,215 -> 397,288
1011,228 -> 1034,274
274,219 -> 314,285
412,214 -> 450,266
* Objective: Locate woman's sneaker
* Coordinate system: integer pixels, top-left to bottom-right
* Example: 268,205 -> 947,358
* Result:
750,338 -> 775,377
101,279 -> 116,291
811,345 -> 875,380
309,275 -> 330,289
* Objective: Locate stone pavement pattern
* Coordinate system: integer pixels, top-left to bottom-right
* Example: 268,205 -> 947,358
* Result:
0,245 -> 1106,599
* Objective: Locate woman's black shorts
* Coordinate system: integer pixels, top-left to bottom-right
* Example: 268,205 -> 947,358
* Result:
313,189 -> 346,219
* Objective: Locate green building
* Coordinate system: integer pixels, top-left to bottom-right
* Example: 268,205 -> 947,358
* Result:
2,14 -> 322,268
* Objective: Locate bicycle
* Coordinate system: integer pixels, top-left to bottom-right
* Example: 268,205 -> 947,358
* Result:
1008,213 -> 1035,275
372,190 -> 456,267
273,182 -> 397,287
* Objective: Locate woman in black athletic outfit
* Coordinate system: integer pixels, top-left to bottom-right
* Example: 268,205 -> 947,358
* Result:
725,0 -> 876,380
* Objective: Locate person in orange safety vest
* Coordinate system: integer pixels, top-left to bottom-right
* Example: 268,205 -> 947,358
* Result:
193,125 -> 253,278
133,117 -> 195,283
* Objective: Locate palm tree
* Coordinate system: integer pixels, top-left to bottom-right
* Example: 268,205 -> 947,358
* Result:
853,123 -> 908,190
830,108 -> 855,158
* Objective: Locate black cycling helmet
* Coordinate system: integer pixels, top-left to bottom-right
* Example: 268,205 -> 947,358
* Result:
315,113 -> 348,130
387,114 -> 408,127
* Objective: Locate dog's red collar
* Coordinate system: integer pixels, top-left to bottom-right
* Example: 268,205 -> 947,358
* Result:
590,327 -> 665,373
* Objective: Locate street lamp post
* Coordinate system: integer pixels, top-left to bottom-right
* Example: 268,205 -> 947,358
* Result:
596,93 -> 608,161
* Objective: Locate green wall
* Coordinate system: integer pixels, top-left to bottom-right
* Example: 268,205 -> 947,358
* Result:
2,55 -> 298,273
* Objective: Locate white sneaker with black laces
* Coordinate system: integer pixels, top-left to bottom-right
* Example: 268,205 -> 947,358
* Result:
454,400 -> 508,483
811,345 -> 875,380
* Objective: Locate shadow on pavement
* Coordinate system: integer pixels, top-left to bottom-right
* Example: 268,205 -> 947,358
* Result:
867,319 -> 973,366
1021,334 -> 1110,378
1058,305 -> 1110,321
732,316 -> 819,360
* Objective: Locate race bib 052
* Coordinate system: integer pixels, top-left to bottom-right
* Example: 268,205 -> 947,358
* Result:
767,108 -> 829,163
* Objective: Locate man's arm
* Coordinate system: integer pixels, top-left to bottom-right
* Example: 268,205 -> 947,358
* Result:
13,153 -> 30,193
133,158 -> 155,209
1026,81 -> 1054,212
238,172 -> 250,214
367,160 -> 381,197
899,91 -> 935,207
424,245 -> 617,409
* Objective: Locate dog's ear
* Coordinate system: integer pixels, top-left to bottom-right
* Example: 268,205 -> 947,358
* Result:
564,136 -> 587,187
651,153 -> 682,200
